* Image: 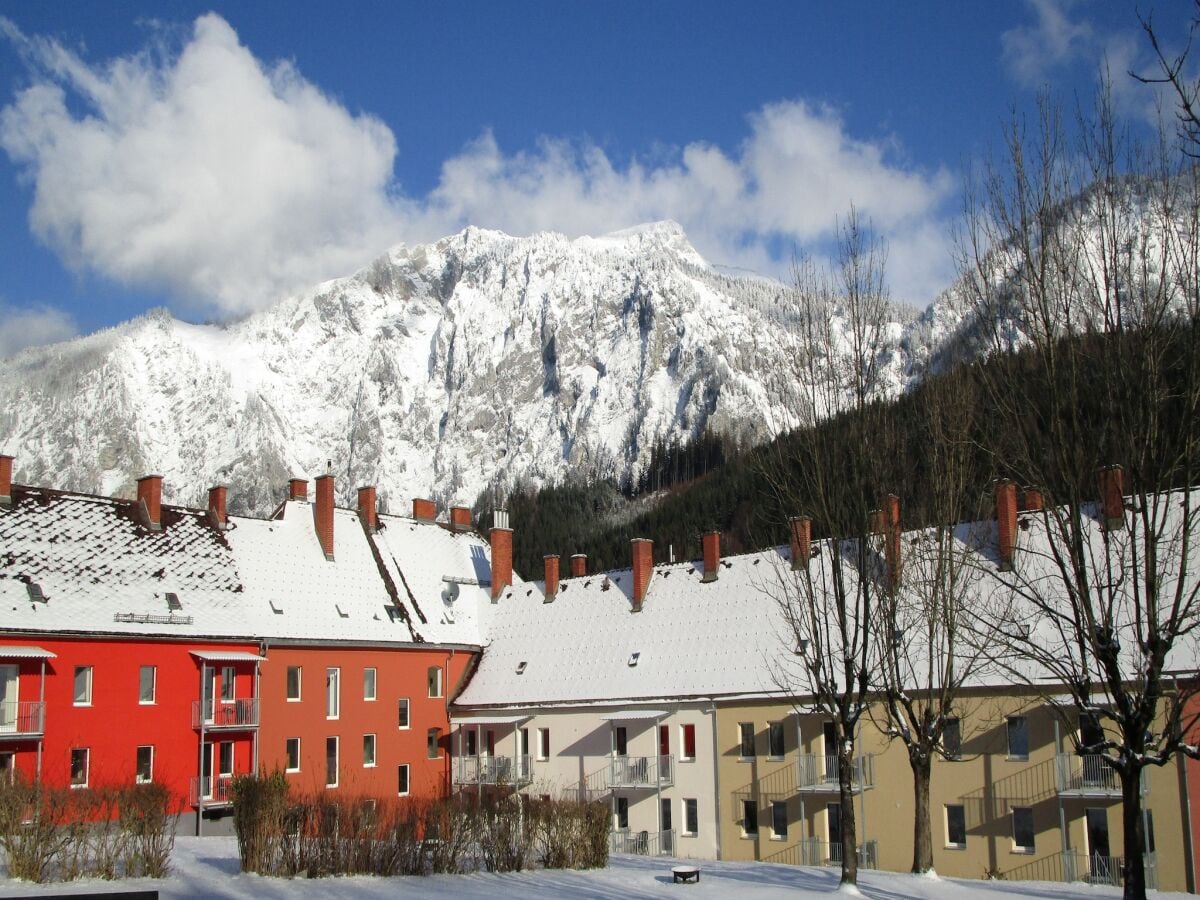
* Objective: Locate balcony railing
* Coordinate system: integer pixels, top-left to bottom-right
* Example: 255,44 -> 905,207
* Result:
1062,851 -> 1157,889
189,774 -> 234,807
608,755 -> 673,789
796,754 -> 874,793
799,836 -> 877,869
609,829 -> 675,856
453,755 -> 533,787
0,701 -> 45,738
192,698 -> 260,730
1054,754 -> 1146,797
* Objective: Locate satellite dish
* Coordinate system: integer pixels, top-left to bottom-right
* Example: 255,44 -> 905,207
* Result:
442,581 -> 460,605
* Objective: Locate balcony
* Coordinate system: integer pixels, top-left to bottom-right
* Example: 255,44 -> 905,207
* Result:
799,836 -> 878,869
0,701 -> 45,739
1054,754 -> 1146,798
453,755 -> 533,787
189,774 -> 234,807
796,753 -> 874,793
609,829 -> 676,856
608,755 -> 673,789
1062,851 -> 1157,890
192,698 -> 260,730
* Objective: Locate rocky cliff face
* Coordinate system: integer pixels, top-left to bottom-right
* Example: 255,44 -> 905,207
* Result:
0,222 -> 932,515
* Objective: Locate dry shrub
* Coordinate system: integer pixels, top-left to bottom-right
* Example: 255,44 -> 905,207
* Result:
120,783 -> 176,878
231,769 -> 289,874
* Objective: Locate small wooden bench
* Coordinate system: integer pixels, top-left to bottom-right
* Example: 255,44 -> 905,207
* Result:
672,864 -> 700,883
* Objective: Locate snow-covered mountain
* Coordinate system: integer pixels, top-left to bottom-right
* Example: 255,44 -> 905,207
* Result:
0,222 -> 936,515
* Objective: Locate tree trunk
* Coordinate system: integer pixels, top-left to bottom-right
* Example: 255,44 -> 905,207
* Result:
1121,768 -> 1147,900
839,746 -> 859,885
910,750 -> 933,874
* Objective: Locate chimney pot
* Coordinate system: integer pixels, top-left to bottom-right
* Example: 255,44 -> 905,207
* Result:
0,454 -> 11,507
490,525 -> 513,601
208,485 -> 228,530
1099,465 -> 1125,532
701,531 -> 720,582
288,478 -> 308,501
357,485 -> 378,533
995,480 -> 1018,571
543,554 -> 560,601
450,505 -> 472,532
789,516 -> 812,570
631,538 -> 654,610
1022,487 -> 1044,512
570,553 -> 587,577
137,475 -> 163,531
315,474 -> 335,560
413,498 -> 437,521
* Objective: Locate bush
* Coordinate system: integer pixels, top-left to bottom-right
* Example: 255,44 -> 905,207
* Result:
231,769 -> 289,875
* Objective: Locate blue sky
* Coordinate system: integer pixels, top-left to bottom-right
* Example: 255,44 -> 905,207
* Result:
0,1 -> 1190,354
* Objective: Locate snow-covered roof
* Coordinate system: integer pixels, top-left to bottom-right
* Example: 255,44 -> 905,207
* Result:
0,485 -> 493,648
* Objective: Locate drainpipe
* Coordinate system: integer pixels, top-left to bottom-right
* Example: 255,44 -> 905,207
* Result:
1180,752 -> 1196,892
656,711 -> 665,854
856,722 -> 868,858
707,701 -> 722,860
252,659 -> 261,773
1055,719 -> 1068,859
37,659 -> 45,782
197,663 -> 207,838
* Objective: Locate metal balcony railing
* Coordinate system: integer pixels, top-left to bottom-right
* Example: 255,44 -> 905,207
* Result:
1054,754 -> 1146,797
1062,851 -> 1157,889
608,755 -> 673,789
453,755 -> 533,786
796,754 -> 874,792
799,836 -> 877,869
189,774 -> 233,807
0,701 -> 45,738
609,829 -> 675,856
192,698 -> 260,729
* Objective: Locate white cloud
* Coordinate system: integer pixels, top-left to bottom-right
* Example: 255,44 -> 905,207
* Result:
1001,0 -> 1095,87
1,13 -> 957,316
0,302 -> 77,358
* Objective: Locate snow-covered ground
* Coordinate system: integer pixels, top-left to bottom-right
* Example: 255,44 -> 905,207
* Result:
0,838 -> 1187,898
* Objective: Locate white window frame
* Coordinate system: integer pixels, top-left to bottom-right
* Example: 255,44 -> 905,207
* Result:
679,723 -> 697,762
218,740 -> 234,777
945,804 -> 967,849
70,747 -> 89,787
286,737 -> 301,773
138,665 -> 156,705
363,733 -> 377,768
398,697 -> 410,729
770,800 -> 788,841
220,665 -> 236,702
326,736 -> 340,788
397,763 -> 410,797
682,798 -> 699,837
286,666 -> 302,702
326,667 -> 340,720
738,722 -> 756,760
1006,715 -> 1029,760
537,727 -> 550,761
741,798 -> 758,837
427,728 -> 441,760
768,720 -> 785,759
73,666 -> 92,706
1011,806 -> 1035,854
364,667 -> 377,701
136,745 -> 154,784
427,666 -> 443,699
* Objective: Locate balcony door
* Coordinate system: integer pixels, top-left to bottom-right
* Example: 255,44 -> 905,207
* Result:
200,742 -> 214,799
1080,715 -> 1105,786
823,721 -> 838,780
1086,808 -> 1112,881
0,665 -> 16,733
201,666 -> 216,724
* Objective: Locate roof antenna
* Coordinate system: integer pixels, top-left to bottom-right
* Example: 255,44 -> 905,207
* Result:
326,459 -> 332,473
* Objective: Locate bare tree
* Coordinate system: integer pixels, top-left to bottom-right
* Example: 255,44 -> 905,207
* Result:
1135,2 -> 1200,156
871,375 -> 992,874
761,208 -> 893,886
957,84 -> 1200,900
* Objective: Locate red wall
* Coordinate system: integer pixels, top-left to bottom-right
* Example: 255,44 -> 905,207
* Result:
258,645 -> 475,801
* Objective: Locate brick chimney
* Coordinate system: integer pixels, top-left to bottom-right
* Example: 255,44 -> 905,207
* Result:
631,538 -> 653,611
995,480 -> 1018,572
208,485 -> 228,530
570,553 -> 587,577
490,524 -> 513,601
883,494 -> 901,591
357,486 -> 378,533
789,516 -> 811,569
1099,465 -> 1125,532
137,475 -> 163,531
450,505 -> 472,532
413,498 -> 437,522
0,454 -> 11,507
288,478 -> 308,501
315,474 -> 335,560
544,554 -> 560,601
702,531 -> 720,582
1022,488 -> 1044,512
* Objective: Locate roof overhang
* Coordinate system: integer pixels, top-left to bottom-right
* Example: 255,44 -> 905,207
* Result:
190,651 -> 266,663
0,645 -> 55,659
450,714 -> 531,726
600,709 -> 668,721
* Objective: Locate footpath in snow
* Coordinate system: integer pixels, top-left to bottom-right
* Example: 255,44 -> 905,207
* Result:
0,838 -> 1190,899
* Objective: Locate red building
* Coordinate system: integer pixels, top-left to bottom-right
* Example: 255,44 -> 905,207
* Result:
0,455 -> 498,834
